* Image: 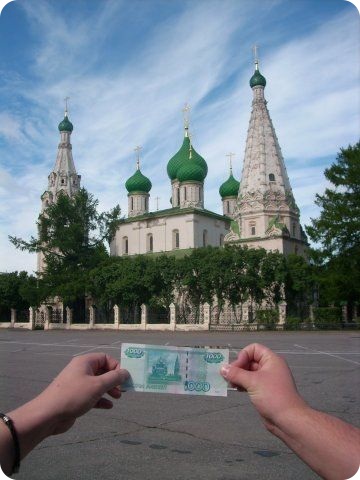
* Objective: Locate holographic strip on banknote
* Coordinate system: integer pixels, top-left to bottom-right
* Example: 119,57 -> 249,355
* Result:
121,343 -> 229,397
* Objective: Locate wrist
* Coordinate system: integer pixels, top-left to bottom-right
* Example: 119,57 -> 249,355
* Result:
265,400 -> 311,438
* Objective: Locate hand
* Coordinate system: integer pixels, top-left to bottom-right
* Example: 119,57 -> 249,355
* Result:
35,353 -> 129,435
220,343 -> 307,428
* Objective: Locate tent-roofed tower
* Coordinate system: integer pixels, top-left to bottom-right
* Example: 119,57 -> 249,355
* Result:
41,99 -> 81,212
226,48 -> 307,255
37,99 -> 81,272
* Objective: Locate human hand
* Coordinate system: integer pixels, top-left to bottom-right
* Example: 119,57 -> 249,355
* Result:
220,343 -> 307,428
36,353 -> 129,435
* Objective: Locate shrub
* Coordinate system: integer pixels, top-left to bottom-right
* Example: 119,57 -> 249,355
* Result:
284,316 -> 302,330
313,307 -> 342,330
256,309 -> 278,329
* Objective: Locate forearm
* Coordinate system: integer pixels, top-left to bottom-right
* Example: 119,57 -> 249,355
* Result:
267,404 -> 360,480
4,394 -> 58,469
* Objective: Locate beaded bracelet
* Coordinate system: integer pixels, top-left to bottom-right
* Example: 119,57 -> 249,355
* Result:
0,413 -> 20,474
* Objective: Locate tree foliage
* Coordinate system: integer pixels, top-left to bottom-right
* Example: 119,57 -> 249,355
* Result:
306,142 -> 360,307
9,188 -> 121,304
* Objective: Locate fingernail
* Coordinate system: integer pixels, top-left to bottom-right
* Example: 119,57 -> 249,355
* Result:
220,364 -> 231,378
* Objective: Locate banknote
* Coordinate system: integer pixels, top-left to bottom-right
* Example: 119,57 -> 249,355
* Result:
121,343 -> 229,397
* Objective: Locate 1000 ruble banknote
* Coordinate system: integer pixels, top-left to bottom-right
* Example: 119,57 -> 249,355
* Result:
121,343 -> 229,397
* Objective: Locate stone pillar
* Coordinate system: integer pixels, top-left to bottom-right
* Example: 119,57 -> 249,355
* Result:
29,307 -> 36,330
203,303 -> 210,330
141,304 -> 148,330
10,309 -> 16,327
353,303 -> 358,322
169,303 -> 176,331
241,303 -> 249,324
341,302 -> 348,323
44,306 -> 51,330
113,305 -> 120,328
278,301 -> 287,325
89,306 -> 95,328
309,304 -> 315,328
66,307 -> 73,327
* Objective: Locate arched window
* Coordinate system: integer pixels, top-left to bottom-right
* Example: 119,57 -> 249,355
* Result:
177,188 -> 180,206
269,173 -> 275,182
184,187 -> 187,201
172,229 -> 180,249
226,201 -> 230,213
122,237 -> 128,255
292,223 -> 296,237
250,222 -> 256,236
131,197 -> 134,211
147,234 -> 153,252
220,234 -> 224,246
203,229 -> 208,247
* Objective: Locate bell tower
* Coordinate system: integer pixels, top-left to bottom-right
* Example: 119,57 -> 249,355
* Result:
227,48 -> 307,254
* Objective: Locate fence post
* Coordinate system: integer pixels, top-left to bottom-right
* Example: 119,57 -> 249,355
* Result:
203,303 -> 210,330
141,304 -> 148,330
341,302 -> 348,324
44,306 -> 51,330
66,307 -> 73,328
241,303 -> 249,324
114,305 -> 120,328
169,303 -> 176,331
278,301 -> 287,326
10,309 -> 16,328
89,306 -> 95,328
353,302 -> 358,322
309,304 -> 315,329
29,307 -> 35,330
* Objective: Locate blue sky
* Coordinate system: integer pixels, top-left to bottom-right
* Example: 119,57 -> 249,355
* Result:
0,0 -> 359,273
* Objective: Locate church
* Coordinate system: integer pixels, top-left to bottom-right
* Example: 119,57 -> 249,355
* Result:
38,55 -> 307,273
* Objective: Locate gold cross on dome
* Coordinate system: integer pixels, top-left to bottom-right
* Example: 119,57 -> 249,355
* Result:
182,102 -> 191,131
64,96 -> 70,116
134,145 -> 142,169
252,44 -> 259,69
226,152 -> 236,172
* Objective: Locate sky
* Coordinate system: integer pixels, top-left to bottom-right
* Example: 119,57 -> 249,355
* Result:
0,0 -> 359,273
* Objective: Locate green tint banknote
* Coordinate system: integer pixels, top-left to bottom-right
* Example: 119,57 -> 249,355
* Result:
121,343 -> 229,397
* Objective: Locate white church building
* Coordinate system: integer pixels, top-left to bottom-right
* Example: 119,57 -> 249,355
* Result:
38,56 -> 308,272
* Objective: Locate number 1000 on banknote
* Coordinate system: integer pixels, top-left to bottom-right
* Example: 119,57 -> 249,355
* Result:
121,343 -> 229,397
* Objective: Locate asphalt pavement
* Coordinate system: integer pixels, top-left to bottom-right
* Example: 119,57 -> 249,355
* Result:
1,329 -> 359,480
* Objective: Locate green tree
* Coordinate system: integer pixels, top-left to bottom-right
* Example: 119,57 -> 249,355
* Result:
285,254 -> 313,318
306,141 -> 360,256
9,188 -> 121,305
306,142 -> 360,307
0,271 -> 39,310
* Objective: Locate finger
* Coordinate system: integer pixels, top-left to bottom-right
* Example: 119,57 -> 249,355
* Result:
100,368 -> 129,392
94,397 -> 113,409
83,353 -> 120,374
238,343 -> 274,367
107,386 -> 122,399
220,363 -> 252,391
231,350 -> 250,369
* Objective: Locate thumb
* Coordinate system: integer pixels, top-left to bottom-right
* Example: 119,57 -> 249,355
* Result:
100,368 -> 129,392
220,364 -> 252,391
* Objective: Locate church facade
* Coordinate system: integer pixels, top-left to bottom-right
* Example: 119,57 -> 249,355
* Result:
38,56 -> 307,273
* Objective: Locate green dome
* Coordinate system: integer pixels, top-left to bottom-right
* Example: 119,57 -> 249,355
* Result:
219,173 -> 240,198
125,169 -> 152,194
167,135 -> 208,180
177,159 -> 205,183
58,115 -> 73,132
250,68 -> 266,88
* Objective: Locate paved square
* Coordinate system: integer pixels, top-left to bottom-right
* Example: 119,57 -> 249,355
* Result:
1,330 -> 359,479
